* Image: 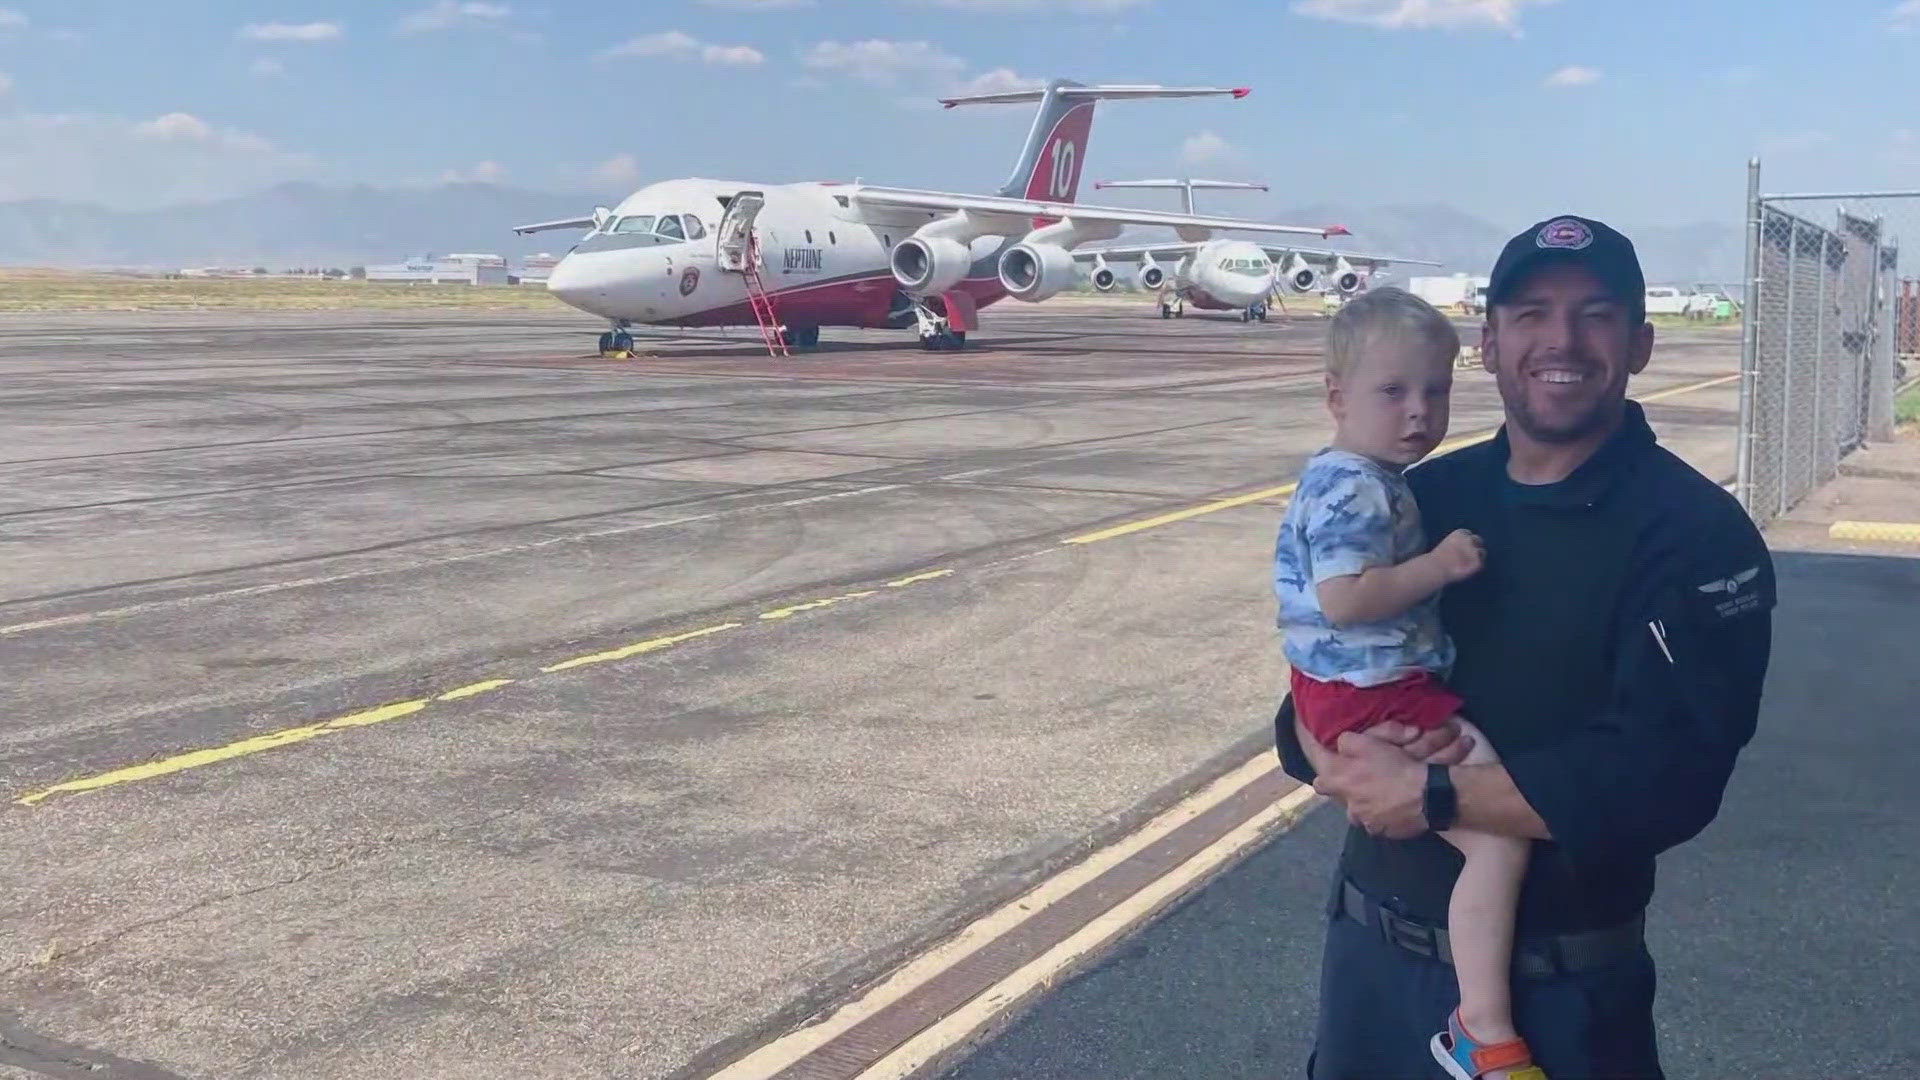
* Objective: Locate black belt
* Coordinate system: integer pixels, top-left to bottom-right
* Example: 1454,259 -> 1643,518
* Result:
1340,880 -> 1645,979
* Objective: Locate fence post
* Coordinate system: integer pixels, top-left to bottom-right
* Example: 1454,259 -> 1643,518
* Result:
1778,219 -> 1799,520
1736,158 -> 1761,515
1813,231 -> 1827,496
1867,228 -> 1897,441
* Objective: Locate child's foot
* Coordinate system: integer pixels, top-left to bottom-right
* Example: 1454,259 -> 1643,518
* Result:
1429,1009 -> 1546,1080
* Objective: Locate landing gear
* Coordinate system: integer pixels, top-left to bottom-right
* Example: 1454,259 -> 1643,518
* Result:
1159,295 -> 1184,319
910,298 -> 968,351
780,325 -> 821,351
598,325 -> 635,358
1243,301 -> 1269,323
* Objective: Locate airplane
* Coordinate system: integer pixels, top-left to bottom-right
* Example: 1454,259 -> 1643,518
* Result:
1075,177 -> 1441,322
512,80 -> 1358,357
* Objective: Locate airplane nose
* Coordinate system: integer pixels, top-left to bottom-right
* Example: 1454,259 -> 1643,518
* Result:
546,256 -> 592,309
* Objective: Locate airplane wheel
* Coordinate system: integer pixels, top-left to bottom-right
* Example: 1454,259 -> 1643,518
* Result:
1160,308 -> 1171,320
612,330 -> 634,352
597,331 -> 613,353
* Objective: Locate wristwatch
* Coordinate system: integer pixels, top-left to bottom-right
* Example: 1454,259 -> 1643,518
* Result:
1423,764 -> 1457,832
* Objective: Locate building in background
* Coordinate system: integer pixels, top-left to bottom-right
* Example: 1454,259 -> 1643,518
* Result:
519,253 -> 560,285
364,253 -> 509,285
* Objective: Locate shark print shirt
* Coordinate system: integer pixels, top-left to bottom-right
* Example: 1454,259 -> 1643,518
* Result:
1273,448 -> 1453,687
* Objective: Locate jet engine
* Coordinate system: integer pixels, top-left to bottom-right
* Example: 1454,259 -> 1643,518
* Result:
1331,257 -> 1363,295
998,242 -> 1078,303
1136,253 -> 1166,291
890,235 -> 974,295
1280,254 -> 1319,294
1090,255 -> 1117,292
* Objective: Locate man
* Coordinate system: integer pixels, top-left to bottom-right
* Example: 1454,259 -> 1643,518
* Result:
1274,215 -> 1775,1079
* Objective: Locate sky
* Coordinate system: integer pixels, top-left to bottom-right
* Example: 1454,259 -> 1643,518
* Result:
1,0 -> 1918,228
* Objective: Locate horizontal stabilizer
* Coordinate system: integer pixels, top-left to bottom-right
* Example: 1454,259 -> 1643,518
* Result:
941,83 -> 1249,109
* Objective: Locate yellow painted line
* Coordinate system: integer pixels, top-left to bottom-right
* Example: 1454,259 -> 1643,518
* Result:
437,679 -> 515,702
1064,373 -> 1738,546
14,699 -> 431,807
885,569 -> 953,588
759,590 -> 879,621
540,622 -> 742,673
701,755 -> 1313,1077
16,567 -> 971,807
1829,520 -> 1920,544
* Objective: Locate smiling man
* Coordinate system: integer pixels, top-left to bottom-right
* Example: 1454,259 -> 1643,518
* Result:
1274,216 -> 1776,1079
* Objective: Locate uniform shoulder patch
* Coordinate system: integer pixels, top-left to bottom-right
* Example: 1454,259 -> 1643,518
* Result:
1693,564 -> 1767,619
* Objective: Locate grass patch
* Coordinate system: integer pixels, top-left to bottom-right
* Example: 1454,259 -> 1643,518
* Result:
0,269 -> 569,313
1897,379 -> 1920,427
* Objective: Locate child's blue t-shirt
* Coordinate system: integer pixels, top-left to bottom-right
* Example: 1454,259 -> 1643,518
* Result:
1273,448 -> 1454,686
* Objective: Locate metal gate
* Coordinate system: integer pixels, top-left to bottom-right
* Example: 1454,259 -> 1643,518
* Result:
1735,160 -> 1907,527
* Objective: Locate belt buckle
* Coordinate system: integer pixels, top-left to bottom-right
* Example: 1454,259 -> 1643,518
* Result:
1379,909 -> 1437,959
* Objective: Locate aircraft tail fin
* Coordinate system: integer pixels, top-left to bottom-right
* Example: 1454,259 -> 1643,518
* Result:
938,82 -> 1251,205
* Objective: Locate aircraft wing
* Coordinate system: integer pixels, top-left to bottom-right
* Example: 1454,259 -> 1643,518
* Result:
1263,244 -> 1443,269
1069,243 -> 1208,263
848,185 -> 1344,239
512,215 -> 598,236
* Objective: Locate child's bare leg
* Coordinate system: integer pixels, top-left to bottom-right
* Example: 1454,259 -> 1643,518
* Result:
1437,717 -> 1531,1063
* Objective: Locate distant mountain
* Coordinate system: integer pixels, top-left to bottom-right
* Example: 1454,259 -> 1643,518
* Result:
0,182 -> 1748,285
0,181 -> 600,270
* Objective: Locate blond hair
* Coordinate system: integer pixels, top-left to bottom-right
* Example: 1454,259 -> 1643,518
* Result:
1325,286 -> 1460,380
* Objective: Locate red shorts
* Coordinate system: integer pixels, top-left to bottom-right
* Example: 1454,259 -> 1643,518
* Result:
1290,667 -> 1463,750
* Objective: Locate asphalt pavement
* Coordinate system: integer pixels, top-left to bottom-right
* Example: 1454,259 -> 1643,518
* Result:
0,305 -> 1754,1079
941,550 -> 1920,1079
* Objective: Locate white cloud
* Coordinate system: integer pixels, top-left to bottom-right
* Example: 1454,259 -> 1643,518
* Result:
803,39 -> 966,84
398,2 -> 513,34
0,112 -> 315,208
1544,65 -> 1600,87
241,22 -> 343,43
442,160 -> 505,183
948,68 -> 1047,96
1179,130 -> 1238,167
249,58 -> 287,78
593,153 -> 641,189
908,0 -> 1149,9
1891,0 -> 1920,25
1291,0 -> 1554,32
0,8 -> 25,30
602,30 -> 765,65
699,0 -> 814,7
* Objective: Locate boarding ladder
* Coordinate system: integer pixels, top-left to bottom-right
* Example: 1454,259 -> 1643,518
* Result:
716,192 -> 788,358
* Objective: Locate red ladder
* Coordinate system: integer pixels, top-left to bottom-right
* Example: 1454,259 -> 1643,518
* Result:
741,236 -> 789,358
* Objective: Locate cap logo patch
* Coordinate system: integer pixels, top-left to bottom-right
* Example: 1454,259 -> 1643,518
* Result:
1536,218 -> 1593,250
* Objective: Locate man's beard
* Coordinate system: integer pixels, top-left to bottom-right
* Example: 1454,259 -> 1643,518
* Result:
1495,363 -> 1626,445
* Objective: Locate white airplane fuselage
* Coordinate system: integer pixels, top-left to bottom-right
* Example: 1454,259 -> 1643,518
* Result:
545,178 -> 1010,330
1163,238 -> 1278,310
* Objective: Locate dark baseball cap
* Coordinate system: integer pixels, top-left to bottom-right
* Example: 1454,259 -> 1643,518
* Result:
1486,215 -> 1646,315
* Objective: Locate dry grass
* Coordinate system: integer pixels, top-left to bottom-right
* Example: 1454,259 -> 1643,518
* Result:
0,269 -> 569,313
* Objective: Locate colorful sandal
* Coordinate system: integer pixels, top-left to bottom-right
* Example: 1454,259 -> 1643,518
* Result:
1429,1009 -> 1547,1080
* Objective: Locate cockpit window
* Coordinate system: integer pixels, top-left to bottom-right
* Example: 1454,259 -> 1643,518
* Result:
610,215 -> 655,235
655,214 -> 684,241
683,214 -> 706,240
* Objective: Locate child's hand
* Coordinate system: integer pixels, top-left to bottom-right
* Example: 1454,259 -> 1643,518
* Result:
1432,529 -> 1486,583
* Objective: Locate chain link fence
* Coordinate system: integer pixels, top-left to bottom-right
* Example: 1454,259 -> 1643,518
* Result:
1736,161 -> 1910,527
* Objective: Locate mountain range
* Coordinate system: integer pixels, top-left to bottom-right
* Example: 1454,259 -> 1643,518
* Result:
0,181 -> 1747,286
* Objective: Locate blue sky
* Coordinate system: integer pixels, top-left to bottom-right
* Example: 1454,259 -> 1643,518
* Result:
1,0 -> 1917,228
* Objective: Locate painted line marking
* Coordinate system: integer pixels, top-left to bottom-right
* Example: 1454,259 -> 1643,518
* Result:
853,782 -> 1319,1080
1829,519 -> 1920,543
540,623 -> 743,674
885,570 -> 954,588
14,698 -> 431,807
16,569 -> 960,808
437,679 -> 515,702
700,754 -> 1308,1077
1063,373 -> 1739,546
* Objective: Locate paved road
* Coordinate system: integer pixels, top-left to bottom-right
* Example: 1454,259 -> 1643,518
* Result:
0,306 -> 1747,1079
942,550 -> 1920,1079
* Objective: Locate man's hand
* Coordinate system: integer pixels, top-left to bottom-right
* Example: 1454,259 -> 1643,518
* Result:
1430,528 -> 1486,584
1369,719 -> 1475,764
1312,730 -> 1430,839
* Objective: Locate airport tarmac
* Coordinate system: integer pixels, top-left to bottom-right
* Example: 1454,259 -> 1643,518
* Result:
0,304 -> 1746,1079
